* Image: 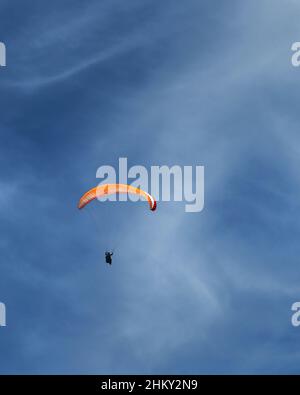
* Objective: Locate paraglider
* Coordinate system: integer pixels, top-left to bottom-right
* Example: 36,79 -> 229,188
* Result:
78,183 -> 157,211
78,184 -> 157,264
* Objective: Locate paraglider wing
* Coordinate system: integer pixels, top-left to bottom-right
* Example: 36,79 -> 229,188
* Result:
78,183 -> 157,211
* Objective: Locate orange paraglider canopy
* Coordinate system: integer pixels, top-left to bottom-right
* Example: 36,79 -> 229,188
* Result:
78,184 -> 157,211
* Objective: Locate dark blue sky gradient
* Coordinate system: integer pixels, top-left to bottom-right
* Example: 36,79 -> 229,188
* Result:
1,0 -> 300,373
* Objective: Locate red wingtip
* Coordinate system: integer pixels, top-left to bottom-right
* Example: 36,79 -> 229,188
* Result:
151,201 -> 157,211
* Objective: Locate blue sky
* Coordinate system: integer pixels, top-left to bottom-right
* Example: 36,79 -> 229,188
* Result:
1,0 -> 300,374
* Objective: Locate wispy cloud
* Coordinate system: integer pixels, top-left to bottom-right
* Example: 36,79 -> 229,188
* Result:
1,0 -> 300,373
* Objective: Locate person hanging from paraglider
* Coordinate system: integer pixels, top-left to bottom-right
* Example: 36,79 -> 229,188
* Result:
105,251 -> 113,265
